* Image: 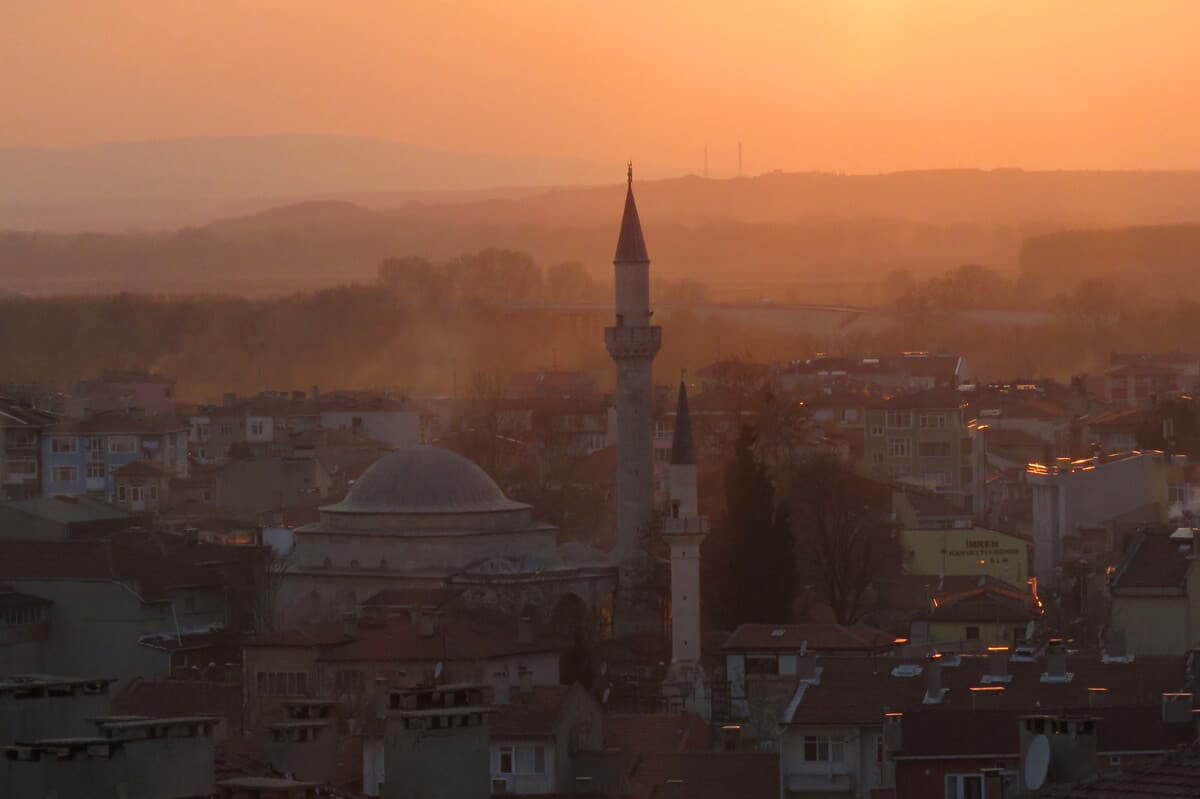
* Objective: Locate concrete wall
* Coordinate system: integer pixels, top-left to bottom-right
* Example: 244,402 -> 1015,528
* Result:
1029,454 -> 1156,584
1111,596 -> 1190,656
384,717 -> 491,799
901,526 -> 1029,586
5,580 -> 224,686
781,723 -> 882,799
2,733 -> 214,799
0,685 -> 113,743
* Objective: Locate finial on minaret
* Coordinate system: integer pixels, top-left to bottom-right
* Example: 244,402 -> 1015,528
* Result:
614,162 -> 649,263
627,161 -> 633,186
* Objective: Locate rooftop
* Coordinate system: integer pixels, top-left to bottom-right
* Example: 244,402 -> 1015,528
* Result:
1111,531 -> 1192,593
783,654 -> 1185,727
724,623 -> 894,653
52,410 -> 187,435
317,618 -> 564,662
490,685 -> 574,738
0,495 -> 132,525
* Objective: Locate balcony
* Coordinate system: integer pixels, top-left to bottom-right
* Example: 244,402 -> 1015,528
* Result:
785,762 -> 855,794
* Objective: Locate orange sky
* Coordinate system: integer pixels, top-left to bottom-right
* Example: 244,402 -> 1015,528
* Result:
4,1 -> 1200,172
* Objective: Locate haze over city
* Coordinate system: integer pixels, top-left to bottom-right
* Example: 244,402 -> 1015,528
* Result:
4,4 -> 1200,799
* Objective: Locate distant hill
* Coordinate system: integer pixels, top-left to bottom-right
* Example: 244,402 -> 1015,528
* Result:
1019,223 -> 1200,296
4,162 -> 1200,298
0,135 -> 676,231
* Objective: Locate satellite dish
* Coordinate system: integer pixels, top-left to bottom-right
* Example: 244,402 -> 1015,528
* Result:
601,687 -> 610,705
1024,734 -> 1050,790
433,661 -> 443,680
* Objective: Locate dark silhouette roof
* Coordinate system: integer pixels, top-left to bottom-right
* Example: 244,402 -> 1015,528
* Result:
613,166 -> 649,263
670,381 -> 696,466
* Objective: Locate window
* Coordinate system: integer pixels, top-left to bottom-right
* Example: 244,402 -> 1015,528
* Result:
965,626 -> 980,640
871,453 -> 882,466
918,441 -> 951,458
498,744 -> 546,775
9,430 -> 36,449
885,411 -> 911,428
249,420 -> 266,437
869,424 -> 884,437
802,736 -> 845,763
148,484 -> 158,501
335,670 -> 364,693
923,472 -> 950,488
887,438 -> 911,458
745,654 -> 779,675
843,408 -> 860,423
51,465 -> 78,482
945,774 -> 983,799
8,458 -> 36,475
117,485 -> 127,502
108,436 -> 137,454
221,423 -> 234,436
919,412 -> 947,428
258,671 -> 308,696
50,437 -> 77,454
86,462 -> 105,479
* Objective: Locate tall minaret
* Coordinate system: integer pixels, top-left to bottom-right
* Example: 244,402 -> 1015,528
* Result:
605,164 -> 661,563
664,378 -> 710,717
666,379 -> 706,663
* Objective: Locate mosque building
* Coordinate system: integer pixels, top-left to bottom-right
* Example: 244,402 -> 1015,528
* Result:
276,168 -> 705,691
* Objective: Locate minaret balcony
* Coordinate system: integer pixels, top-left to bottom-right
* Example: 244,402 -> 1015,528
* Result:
665,515 -> 709,537
605,325 -> 662,360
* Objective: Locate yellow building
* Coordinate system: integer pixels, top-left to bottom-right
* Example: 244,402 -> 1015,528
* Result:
901,526 -> 1030,587
912,585 -> 1040,648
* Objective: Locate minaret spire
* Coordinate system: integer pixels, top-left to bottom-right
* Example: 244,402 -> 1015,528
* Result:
606,164 -> 662,635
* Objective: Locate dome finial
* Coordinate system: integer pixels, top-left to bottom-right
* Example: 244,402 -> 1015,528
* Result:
627,161 -> 633,186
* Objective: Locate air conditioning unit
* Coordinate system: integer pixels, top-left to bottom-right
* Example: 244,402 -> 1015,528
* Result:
492,778 -> 510,794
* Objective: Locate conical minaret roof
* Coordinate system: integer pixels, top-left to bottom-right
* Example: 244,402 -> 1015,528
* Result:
670,379 -> 696,466
614,163 -> 649,263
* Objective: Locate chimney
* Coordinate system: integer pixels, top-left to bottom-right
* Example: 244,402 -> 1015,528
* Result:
1104,629 -> 1129,661
517,615 -> 534,645
923,654 -> 945,704
1043,641 -> 1069,682
985,646 -> 1010,683
492,672 -> 511,706
882,712 -> 903,753
796,643 -> 818,682
518,667 -> 533,694
1018,715 -> 1099,789
223,392 -> 237,407
417,610 -> 437,639
1162,692 -> 1193,724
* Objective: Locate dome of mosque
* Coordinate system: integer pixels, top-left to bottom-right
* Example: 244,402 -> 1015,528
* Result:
324,447 -> 529,514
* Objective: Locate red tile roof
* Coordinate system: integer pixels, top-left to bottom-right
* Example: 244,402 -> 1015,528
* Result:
604,713 -> 713,753
242,623 -> 352,649
0,539 -> 220,601
489,685 -> 573,738
724,623 -> 894,653
921,588 -> 1039,623
893,706 -> 1194,760
784,654 -> 1186,727
1111,532 -> 1192,592
55,410 -> 187,434
1038,745 -> 1200,798
626,752 -> 779,799
317,618 -> 564,662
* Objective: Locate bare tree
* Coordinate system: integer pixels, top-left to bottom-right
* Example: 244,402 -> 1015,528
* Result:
786,453 -> 899,625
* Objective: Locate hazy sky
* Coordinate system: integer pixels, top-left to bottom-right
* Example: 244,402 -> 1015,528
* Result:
4,1 -> 1200,173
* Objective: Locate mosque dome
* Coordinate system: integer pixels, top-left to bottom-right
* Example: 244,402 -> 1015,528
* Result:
324,447 -> 529,514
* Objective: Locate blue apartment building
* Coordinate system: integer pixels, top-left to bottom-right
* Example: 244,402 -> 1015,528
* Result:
41,410 -> 189,501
